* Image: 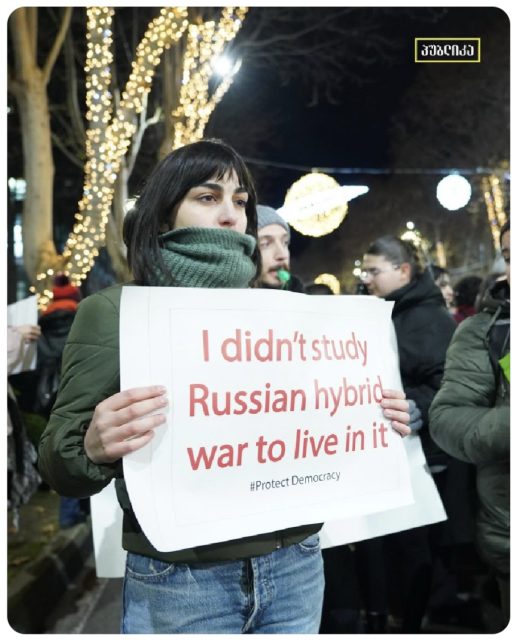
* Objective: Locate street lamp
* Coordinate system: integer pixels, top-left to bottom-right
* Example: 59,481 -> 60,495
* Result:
436,174 -> 472,211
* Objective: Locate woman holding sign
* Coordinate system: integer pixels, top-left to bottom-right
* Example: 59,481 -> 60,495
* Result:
38,139 -> 410,634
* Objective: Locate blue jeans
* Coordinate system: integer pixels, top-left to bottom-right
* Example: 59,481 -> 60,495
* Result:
121,534 -> 324,634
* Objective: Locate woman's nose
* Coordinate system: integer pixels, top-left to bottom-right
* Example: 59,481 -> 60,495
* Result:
219,200 -> 238,227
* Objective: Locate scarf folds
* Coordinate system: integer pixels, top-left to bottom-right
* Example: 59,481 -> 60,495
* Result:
149,226 -> 257,289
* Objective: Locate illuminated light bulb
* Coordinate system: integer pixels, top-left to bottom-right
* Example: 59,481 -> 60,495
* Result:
213,55 -> 233,75
436,174 -> 472,211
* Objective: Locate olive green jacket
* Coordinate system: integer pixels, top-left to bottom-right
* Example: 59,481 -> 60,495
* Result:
38,284 -> 320,563
429,281 -> 510,575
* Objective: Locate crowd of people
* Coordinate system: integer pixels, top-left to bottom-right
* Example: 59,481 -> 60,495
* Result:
7,139 -> 509,633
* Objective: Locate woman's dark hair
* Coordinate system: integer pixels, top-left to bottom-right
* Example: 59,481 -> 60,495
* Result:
454,276 -> 482,307
123,138 -> 260,285
364,236 -> 423,280
429,265 -> 449,285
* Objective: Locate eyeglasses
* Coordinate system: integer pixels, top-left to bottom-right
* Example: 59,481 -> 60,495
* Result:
359,265 -> 399,281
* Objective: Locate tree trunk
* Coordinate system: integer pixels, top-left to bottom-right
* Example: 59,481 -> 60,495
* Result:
106,160 -> 131,282
18,69 -> 58,283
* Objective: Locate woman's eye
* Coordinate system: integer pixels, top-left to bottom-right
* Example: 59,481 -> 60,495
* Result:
199,194 -> 216,202
235,199 -> 248,208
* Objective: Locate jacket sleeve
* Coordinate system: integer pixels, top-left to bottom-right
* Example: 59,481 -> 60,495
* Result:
38,290 -> 122,498
401,313 -> 456,425
429,315 -> 510,465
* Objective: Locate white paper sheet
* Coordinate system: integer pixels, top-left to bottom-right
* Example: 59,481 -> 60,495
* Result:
120,288 -> 413,553
320,434 -> 446,547
7,296 -> 38,373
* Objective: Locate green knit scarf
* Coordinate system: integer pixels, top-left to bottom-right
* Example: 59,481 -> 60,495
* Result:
149,226 -> 257,288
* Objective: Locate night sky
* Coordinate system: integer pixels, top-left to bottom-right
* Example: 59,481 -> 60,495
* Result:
209,6 -> 508,203
203,5 -> 510,284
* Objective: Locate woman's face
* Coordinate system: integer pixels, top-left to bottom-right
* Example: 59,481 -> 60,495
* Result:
361,254 -> 408,298
169,170 -> 248,234
436,275 -> 454,308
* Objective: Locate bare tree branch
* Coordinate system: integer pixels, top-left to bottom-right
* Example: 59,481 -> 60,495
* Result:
65,28 -> 86,144
27,7 -> 37,59
42,7 -> 72,85
51,131 -> 84,168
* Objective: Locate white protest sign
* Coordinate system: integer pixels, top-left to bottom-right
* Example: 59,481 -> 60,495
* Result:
320,434 -> 446,546
7,296 -> 38,374
91,432 -> 444,577
120,287 -> 413,553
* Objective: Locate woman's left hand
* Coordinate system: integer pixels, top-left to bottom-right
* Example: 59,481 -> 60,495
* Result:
380,389 -> 411,437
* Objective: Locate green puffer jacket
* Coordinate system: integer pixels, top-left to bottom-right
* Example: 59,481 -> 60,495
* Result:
38,283 -> 321,563
429,280 -> 510,575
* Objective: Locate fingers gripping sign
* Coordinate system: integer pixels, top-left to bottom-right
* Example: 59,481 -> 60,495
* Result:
380,388 -> 411,437
84,385 -> 168,464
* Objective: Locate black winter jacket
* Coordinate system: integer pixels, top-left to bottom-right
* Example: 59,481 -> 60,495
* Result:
386,269 -> 457,467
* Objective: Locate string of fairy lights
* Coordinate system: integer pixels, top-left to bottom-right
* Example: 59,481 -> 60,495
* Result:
482,174 -> 508,248
32,6 -> 244,309
173,7 -> 247,149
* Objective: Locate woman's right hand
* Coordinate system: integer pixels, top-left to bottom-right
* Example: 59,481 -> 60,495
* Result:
84,386 -> 168,464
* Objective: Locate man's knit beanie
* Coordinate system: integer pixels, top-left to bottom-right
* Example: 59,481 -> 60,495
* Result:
257,205 -> 291,239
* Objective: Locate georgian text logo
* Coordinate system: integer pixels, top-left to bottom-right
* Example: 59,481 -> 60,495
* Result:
415,38 -> 481,63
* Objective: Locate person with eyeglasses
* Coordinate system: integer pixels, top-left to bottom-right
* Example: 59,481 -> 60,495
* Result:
354,235 -> 458,633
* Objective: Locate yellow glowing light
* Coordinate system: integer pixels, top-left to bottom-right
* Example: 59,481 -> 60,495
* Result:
172,7 -> 247,150
401,230 -> 421,246
279,174 -> 368,238
482,174 -> 508,248
314,273 -> 341,295
34,7 -> 248,308
435,242 -> 447,268
280,173 -> 349,237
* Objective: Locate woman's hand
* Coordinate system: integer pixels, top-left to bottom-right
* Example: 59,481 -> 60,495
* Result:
84,386 -> 168,464
380,388 -> 411,437
16,324 -> 41,342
